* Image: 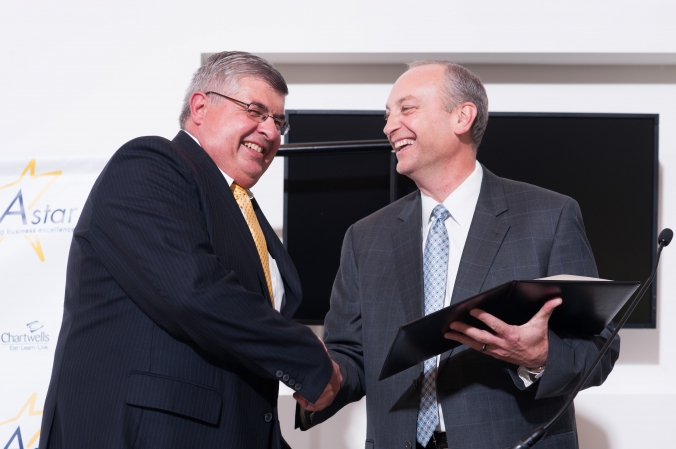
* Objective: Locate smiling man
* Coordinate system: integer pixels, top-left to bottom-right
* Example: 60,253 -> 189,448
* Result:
296,61 -> 619,449
40,51 -> 341,449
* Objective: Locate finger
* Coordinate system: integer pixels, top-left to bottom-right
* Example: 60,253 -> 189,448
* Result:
293,393 -> 312,410
332,360 -> 343,384
444,329 -> 479,347
448,321 -> 499,346
469,308 -> 507,334
303,403 -> 318,412
311,394 -> 331,412
445,330 -> 492,353
444,329 -> 469,342
530,297 -> 562,324
317,336 -> 328,352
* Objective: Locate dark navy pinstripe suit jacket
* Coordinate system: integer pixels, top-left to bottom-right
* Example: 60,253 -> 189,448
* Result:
304,167 -> 620,449
40,131 -> 333,448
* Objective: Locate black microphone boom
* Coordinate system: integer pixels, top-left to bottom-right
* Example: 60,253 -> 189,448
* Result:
506,228 -> 672,449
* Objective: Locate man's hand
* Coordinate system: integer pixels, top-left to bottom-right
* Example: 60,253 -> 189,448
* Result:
294,359 -> 342,412
444,297 -> 562,369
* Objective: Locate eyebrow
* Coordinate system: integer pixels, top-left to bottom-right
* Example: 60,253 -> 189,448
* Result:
396,95 -> 417,105
250,101 -> 286,120
385,95 -> 418,111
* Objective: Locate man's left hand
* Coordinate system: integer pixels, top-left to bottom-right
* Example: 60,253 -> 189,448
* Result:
444,297 -> 562,368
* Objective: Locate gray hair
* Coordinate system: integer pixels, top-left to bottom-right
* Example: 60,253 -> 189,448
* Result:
179,51 -> 288,129
407,60 -> 489,150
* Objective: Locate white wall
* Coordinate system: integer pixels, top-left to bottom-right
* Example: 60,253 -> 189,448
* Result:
1,1 -> 675,448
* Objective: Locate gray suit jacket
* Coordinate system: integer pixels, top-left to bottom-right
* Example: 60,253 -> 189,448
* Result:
301,167 -> 619,449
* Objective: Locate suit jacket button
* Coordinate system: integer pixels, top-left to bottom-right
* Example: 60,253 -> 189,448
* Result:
264,413 -> 273,422
276,370 -> 283,378
294,383 -> 302,391
404,440 -> 412,449
289,379 -> 295,386
283,374 -> 290,381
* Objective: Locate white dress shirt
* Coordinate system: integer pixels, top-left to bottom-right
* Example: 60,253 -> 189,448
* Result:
182,131 -> 285,312
420,161 -> 483,432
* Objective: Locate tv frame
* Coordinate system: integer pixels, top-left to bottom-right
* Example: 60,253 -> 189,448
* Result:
279,110 -> 659,328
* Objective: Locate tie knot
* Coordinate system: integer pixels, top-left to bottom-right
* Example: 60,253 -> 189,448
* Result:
231,182 -> 249,205
431,204 -> 450,223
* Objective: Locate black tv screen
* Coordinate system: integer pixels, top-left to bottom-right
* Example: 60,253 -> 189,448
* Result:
281,111 -> 658,327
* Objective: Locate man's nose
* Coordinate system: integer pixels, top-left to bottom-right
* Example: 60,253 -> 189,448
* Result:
383,114 -> 399,138
258,116 -> 280,139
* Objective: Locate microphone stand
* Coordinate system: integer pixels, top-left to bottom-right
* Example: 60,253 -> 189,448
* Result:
507,228 -> 673,449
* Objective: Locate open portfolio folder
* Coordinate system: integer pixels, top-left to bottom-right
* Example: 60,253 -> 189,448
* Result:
378,275 -> 640,381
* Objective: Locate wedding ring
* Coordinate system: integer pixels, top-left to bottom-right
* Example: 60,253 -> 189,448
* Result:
481,343 -> 487,353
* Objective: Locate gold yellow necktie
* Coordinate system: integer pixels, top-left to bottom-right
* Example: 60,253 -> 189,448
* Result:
230,183 -> 274,307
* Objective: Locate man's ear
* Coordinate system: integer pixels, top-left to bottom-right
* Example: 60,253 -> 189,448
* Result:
454,102 -> 478,137
189,91 -> 209,126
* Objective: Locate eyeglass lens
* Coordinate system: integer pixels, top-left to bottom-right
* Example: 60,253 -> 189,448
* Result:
245,107 -> 289,135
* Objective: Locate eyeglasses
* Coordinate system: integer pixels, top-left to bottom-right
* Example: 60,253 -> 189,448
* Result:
205,91 -> 290,136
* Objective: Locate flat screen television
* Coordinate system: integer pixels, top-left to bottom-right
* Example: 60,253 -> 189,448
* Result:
280,111 -> 658,327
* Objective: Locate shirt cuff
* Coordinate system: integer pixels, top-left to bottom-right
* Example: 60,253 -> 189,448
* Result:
517,365 -> 545,387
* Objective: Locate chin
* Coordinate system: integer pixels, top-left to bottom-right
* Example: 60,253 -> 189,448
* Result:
395,162 -> 413,177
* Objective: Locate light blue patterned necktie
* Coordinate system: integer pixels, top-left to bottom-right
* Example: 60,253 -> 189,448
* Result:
417,204 -> 451,447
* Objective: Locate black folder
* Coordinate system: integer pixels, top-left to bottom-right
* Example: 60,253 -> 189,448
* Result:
378,276 -> 640,381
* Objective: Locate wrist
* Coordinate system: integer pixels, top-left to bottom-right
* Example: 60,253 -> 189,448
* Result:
526,365 -> 545,375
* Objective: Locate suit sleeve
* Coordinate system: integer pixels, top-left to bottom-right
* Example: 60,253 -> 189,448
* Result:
517,198 -> 620,398
295,224 -> 366,429
84,140 -> 333,402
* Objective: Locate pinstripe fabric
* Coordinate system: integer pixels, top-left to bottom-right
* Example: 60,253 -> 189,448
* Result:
302,166 -> 619,449
40,132 -> 333,449
231,182 -> 275,305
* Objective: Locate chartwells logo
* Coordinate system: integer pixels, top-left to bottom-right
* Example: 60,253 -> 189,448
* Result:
1,321 -> 51,351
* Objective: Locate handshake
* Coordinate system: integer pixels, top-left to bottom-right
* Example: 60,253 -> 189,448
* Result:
293,340 -> 343,413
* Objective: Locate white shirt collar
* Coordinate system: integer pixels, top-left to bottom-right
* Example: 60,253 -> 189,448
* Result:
421,161 -> 483,228
182,129 -> 201,147
181,130 -> 254,199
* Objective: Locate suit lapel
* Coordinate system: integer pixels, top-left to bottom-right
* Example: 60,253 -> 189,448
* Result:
438,167 -> 511,369
172,132 -> 274,306
253,199 -> 302,319
450,166 -> 510,304
392,192 -> 425,323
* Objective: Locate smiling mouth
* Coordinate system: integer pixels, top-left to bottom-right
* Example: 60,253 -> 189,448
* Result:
394,139 -> 415,151
243,142 -> 264,153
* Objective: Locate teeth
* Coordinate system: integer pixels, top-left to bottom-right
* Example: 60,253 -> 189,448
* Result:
244,142 -> 263,153
394,139 -> 415,149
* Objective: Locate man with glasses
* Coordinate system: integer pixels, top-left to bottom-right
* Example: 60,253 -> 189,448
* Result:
296,61 -> 619,449
40,51 -> 341,449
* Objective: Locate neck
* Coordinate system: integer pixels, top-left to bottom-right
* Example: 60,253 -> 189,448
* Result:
415,153 -> 476,203
183,122 -> 200,142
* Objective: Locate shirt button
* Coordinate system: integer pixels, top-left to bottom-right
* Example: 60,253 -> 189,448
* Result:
294,383 -> 302,391
283,374 -> 290,381
276,370 -> 283,378
264,413 -> 273,423
288,379 -> 295,386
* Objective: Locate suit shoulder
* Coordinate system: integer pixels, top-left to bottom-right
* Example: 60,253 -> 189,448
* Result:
494,174 -> 577,211
350,191 -> 418,232
114,135 -> 182,160
91,135 -> 200,199
106,135 -> 200,174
